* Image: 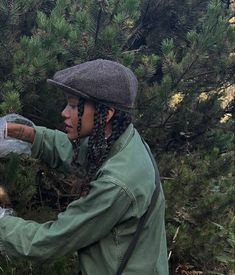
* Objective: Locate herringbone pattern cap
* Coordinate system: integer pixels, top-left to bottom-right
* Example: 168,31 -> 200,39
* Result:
47,59 -> 138,112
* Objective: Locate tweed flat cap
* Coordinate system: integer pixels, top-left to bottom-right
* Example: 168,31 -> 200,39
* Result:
47,59 -> 138,112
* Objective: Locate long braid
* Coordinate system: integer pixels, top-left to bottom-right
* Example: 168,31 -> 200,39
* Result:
106,110 -> 132,155
86,107 -> 132,182
86,103 -> 108,180
72,100 -> 132,197
71,98 -> 85,166
66,98 -> 88,198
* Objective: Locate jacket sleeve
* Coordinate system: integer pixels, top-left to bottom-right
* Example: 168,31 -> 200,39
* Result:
0,178 -> 133,262
31,126 -> 73,172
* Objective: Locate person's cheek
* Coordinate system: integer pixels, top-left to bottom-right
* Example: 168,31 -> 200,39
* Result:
72,109 -> 79,129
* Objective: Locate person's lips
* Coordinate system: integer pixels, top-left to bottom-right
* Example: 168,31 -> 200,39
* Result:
64,124 -> 72,132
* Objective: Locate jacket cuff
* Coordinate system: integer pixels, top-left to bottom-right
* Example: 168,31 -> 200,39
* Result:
31,126 -> 46,158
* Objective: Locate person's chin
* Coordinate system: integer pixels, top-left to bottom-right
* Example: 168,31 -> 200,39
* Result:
67,133 -> 78,141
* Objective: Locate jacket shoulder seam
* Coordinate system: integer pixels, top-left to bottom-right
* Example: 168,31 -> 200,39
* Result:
102,175 -> 138,216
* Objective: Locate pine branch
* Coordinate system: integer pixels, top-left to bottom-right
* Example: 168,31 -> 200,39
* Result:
161,111 -> 177,128
122,22 -> 144,50
194,197 -> 235,221
0,40 -> 13,59
171,54 -> 199,90
142,52 -> 200,106
162,53 -> 176,82
94,7 -> 102,46
122,0 -> 167,50
184,70 -> 216,81
141,0 -> 152,23
109,0 -> 121,23
122,47 -> 145,54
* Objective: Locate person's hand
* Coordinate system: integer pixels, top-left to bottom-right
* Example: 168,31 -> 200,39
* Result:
0,186 -> 14,219
6,113 -> 34,128
0,186 -> 11,208
0,113 -> 35,139
0,113 -> 35,157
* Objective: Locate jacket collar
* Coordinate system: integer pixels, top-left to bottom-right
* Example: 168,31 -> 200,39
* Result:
108,123 -> 134,159
76,123 -> 134,166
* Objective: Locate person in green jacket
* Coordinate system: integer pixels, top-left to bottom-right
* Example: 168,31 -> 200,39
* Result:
0,59 -> 169,274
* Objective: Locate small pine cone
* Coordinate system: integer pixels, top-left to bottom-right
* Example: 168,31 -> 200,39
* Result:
81,32 -> 89,47
62,39 -> 69,49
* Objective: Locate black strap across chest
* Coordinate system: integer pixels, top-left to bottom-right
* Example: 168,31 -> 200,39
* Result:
116,139 -> 161,275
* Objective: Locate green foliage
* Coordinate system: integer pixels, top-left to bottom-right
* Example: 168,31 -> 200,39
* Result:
135,0 -> 234,153
0,0 -> 143,125
0,0 -> 234,274
0,85 -> 22,115
160,145 -> 234,273
0,154 -> 37,208
0,253 -> 79,275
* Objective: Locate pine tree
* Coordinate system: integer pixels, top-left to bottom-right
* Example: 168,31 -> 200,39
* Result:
0,0 -> 234,274
0,0 -> 142,126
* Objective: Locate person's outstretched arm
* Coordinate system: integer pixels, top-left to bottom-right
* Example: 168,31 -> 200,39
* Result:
7,123 -> 35,143
6,122 -> 73,171
0,177 -> 132,263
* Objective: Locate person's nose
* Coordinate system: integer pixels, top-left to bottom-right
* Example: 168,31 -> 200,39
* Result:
61,105 -> 70,119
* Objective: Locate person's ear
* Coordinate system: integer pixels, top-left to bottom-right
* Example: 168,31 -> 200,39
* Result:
106,107 -> 115,123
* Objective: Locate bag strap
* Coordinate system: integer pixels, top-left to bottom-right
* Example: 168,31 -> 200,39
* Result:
116,139 -> 161,275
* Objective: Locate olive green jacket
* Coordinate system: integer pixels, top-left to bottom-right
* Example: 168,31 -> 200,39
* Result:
0,124 -> 169,275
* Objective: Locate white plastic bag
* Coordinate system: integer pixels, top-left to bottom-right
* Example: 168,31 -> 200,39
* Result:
0,207 -> 14,218
0,114 -> 35,158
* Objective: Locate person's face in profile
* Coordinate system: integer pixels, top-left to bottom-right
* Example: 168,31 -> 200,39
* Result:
61,94 -> 95,140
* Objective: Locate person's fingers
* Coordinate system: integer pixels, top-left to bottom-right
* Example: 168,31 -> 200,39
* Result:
0,186 -> 11,207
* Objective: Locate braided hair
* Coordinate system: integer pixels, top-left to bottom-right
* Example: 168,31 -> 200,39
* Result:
71,98 -> 85,165
72,99 -> 132,197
